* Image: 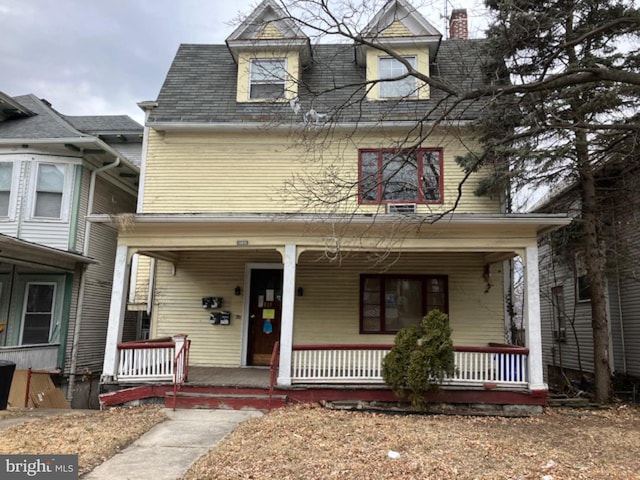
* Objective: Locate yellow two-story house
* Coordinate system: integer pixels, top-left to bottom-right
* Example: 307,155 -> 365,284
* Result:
96,0 -> 569,409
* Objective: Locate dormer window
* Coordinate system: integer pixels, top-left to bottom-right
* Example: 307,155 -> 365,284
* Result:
250,58 -> 287,100
379,56 -> 417,98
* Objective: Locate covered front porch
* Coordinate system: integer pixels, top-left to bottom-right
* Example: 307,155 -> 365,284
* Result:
93,212 -> 570,406
101,339 -> 538,408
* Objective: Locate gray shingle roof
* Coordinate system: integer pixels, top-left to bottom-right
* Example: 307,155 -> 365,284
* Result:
64,115 -> 142,135
148,40 -> 489,125
0,95 -> 86,139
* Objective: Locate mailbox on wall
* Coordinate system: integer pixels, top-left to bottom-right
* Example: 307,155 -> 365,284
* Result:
210,311 -> 231,325
202,297 -> 223,309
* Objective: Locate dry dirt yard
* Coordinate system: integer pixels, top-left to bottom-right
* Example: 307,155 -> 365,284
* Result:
0,403 -> 638,479
184,404 -> 640,480
0,405 -> 166,476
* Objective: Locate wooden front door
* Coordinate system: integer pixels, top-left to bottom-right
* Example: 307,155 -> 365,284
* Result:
247,268 -> 283,366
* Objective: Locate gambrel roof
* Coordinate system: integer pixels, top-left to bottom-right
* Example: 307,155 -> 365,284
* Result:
148,39 -> 488,126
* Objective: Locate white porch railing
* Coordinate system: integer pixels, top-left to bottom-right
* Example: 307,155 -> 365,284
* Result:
116,338 -> 176,382
290,344 -> 529,387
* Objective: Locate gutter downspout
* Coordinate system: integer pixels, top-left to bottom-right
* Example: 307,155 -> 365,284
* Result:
67,156 -> 121,403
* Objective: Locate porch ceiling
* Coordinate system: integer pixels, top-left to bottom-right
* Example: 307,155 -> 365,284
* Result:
0,234 -> 97,272
88,212 -> 570,255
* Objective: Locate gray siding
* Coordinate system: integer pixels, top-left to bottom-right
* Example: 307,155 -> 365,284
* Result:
73,175 -> 136,373
539,239 -> 597,376
612,172 -> 640,377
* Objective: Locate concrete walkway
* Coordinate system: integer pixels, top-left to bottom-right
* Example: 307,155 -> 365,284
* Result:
82,408 -> 263,480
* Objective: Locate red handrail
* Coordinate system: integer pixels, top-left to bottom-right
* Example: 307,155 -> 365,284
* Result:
172,338 -> 191,411
268,341 -> 280,410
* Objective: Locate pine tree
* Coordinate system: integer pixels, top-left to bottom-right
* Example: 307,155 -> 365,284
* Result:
458,0 -> 640,402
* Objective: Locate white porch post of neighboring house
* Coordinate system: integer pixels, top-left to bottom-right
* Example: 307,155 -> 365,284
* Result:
277,244 -> 297,386
523,245 -> 546,392
101,245 -> 132,381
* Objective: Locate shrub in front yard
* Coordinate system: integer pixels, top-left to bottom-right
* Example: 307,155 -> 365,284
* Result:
382,309 -> 455,409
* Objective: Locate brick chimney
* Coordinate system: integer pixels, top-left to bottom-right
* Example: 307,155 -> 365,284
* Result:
449,9 -> 468,40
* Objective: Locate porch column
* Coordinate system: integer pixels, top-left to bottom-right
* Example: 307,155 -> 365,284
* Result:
523,245 -> 546,392
277,244 -> 297,386
101,245 -> 132,381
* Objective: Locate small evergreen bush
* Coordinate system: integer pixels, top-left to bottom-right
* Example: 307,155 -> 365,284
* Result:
382,309 -> 455,409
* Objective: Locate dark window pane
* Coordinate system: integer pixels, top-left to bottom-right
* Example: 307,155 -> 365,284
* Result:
26,284 -> 54,312
421,151 -> 441,201
0,192 -> 9,217
22,314 -> 51,344
381,152 -> 417,201
250,83 -> 285,99
360,152 -> 379,201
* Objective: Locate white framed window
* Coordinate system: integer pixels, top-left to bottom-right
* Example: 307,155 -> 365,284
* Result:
20,282 -> 56,345
0,162 -> 13,217
249,58 -> 287,100
379,56 -> 417,98
34,163 -> 65,219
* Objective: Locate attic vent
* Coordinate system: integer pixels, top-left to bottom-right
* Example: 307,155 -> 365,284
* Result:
386,203 -> 417,214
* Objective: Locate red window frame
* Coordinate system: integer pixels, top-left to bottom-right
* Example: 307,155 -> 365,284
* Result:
357,148 -> 444,204
359,274 -> 449,334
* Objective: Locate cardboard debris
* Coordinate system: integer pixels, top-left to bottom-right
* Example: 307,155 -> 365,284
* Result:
8,370 -> 70,409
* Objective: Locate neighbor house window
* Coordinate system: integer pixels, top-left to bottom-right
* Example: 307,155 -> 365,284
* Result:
359,148 -> 443,203
250,58 -> 287,99
0,162 -> 12,217
577,275 -> 590,302
21,283 -> 56,344
34,163 -> 65,218
551,286 -> 567,342
379,56 -> 417,98
360,274 -> 447,334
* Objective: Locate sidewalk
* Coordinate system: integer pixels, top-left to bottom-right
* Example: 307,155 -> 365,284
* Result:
82,408 -> 263,480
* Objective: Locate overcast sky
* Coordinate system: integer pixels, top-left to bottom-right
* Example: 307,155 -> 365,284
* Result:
0,0 -> 488,125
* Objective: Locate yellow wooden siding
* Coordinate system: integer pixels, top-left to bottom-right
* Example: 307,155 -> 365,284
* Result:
151,250 -> 281,367
236,50 -> 300,102
142,130 -> 499,214
130,254 -> 151,306
381,20 -> 413,37
294,251 -> 505,346
257,23 -> 284,39
150,250 -> 504,367
365,46 -> 430,100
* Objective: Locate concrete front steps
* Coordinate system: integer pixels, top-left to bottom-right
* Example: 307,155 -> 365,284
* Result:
100,385 -> 288,411
166,390 -> 288,410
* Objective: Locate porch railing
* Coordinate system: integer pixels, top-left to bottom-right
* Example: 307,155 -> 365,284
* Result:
116,337 -> 177,383
290,344 -> 529,386
0,344 -> 59,370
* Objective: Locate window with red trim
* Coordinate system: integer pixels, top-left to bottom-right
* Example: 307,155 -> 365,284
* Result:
360,274 -> 448,334
358,148 -> 443,204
